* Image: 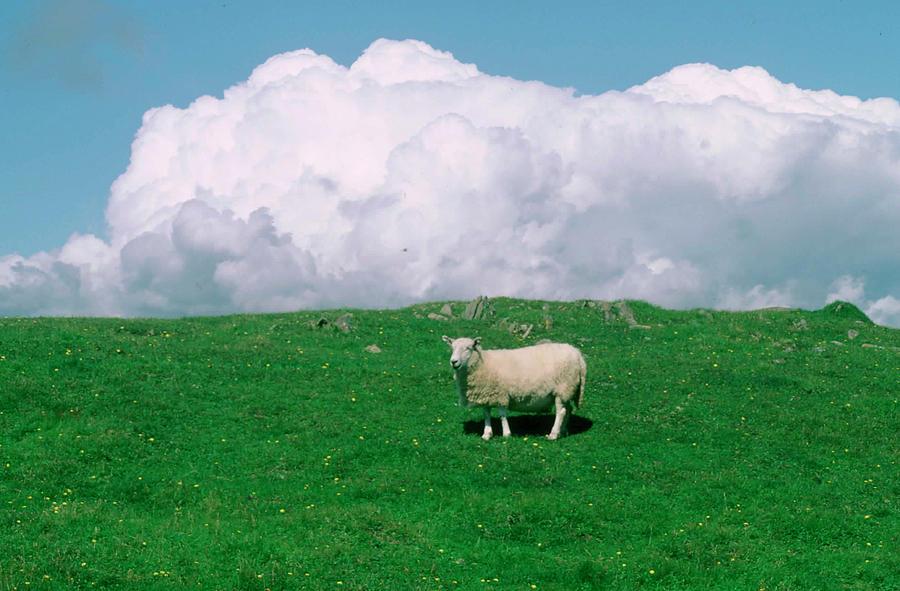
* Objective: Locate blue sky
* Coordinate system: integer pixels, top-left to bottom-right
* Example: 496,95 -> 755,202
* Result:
1,1 -> 899,323
2,0 -> 897,256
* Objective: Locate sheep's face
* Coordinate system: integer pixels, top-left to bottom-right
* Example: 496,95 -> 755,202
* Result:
442,336 -> 481,371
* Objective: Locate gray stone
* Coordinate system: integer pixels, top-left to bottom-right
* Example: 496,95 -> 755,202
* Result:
334,313 -> 355,333
614,301 -> 637,325
463,296 -> 494,320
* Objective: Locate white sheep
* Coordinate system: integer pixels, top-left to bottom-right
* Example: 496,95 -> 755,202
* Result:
442,336 -> 586,440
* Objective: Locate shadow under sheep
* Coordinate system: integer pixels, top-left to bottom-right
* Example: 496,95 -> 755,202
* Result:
462,413 -> 593,438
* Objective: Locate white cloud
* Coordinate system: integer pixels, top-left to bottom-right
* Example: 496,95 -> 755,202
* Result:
865,296 -> 900,328
2,39 -> 899,325
826,275 -> 866,305
717,284 -> 795,311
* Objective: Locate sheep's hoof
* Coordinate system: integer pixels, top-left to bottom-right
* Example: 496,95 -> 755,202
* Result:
482,432 -> 493,441
547,432 -> 559,441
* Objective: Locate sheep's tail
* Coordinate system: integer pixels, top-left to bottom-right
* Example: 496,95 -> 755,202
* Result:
575,354 -> 586,408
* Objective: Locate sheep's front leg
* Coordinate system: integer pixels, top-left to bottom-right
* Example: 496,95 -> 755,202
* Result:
481,407 -> 493,440
498,407 -> 511,437
548,398 -> 569,440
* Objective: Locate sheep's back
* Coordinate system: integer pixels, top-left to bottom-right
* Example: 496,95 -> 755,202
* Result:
466,343 -> 584,406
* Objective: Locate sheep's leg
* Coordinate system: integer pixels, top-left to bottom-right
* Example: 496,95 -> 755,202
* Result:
481,407 -> 493,441
561,402 -> 573,437
548,397 -> 568,440
498,407 -> 511,437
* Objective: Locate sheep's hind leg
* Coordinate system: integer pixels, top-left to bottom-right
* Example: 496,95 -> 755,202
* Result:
481,407 -> 494,441
498,407 -> 511,437
562,402 -> 573,437
548,397 -> 569,440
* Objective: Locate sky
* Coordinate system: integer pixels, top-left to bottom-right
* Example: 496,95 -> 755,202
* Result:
1,0 -> 899,324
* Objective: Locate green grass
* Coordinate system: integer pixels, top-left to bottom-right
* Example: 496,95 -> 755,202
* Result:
1,299 -> 897,590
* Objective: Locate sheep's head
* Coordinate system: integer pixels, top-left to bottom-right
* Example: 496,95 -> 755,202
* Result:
442,336 -> 482,371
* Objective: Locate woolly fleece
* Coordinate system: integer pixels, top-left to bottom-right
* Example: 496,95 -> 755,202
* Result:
454,341 -> 586,409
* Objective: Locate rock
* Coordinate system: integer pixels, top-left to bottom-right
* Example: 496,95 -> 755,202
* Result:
495,317 -> 535,338
364,344 -> 382,354
598,301 -> 614,323
847,329 -> 859,340
591,300 -> 640,325
428,313 -> 448,321
463,296 -> 494,320
311,313 -> 354,332
440,303 -> 454,317
614,301 -> 637,325
334,313 -> 355,333
504,322 -> 533,338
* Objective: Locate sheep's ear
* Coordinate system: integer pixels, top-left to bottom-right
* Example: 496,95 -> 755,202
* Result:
473,337 -> 482,349
442,335 -> 453,345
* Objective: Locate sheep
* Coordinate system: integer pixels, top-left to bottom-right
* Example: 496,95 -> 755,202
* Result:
442,336 -> 586,440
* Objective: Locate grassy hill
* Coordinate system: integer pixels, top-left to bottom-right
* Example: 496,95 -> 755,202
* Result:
1,299 -> 897,590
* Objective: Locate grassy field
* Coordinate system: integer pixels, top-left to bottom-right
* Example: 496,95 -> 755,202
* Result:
0,298 -> 897,590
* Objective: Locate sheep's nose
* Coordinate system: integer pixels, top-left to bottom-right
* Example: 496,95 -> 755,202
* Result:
450,359 -> 460,369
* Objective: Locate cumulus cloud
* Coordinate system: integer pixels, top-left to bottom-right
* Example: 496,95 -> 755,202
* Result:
2,39 -> 899,324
